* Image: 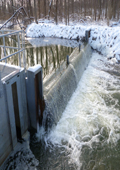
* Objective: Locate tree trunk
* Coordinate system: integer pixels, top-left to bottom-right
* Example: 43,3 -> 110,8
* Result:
34,0 -> 38,24
55,0 -> 58,24
44,0 -> 46,17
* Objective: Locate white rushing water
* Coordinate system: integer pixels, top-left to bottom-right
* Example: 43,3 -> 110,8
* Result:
36,52 -> 120,170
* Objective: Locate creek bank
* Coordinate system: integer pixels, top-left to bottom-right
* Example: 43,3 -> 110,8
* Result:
26,23 -> 120,62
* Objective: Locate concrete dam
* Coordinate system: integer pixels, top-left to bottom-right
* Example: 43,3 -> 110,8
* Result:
0,29 -> 92,168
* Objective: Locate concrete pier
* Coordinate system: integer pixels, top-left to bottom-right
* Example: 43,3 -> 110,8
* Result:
0,63 -> 28,166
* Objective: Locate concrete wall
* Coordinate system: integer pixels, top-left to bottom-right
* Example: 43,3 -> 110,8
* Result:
0,68 -> 28,166
0,83 -> 12,166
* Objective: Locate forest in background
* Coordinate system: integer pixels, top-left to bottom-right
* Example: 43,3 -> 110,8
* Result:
0,0 -> 120,26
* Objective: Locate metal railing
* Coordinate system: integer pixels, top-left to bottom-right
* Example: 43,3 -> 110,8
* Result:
0,29 -> 26,97
0,29 -> 26,69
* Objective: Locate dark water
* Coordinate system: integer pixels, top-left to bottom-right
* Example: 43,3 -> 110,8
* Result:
0,0 -> 120,28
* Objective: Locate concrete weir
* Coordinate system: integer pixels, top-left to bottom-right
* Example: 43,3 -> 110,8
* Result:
42,43 -> 92,130
0,42 -> 92,167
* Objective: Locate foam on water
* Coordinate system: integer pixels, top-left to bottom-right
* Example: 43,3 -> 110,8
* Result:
36,52 -> 120,169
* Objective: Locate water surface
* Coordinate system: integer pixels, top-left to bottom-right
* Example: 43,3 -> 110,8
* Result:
30,52 -> 120,170
0,36 -> 74,78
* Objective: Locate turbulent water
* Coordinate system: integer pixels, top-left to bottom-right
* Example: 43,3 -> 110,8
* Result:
3,52 -> 120,170
31,52 -> 120,170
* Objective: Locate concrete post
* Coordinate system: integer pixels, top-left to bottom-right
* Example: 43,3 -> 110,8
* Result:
27,65 -> 44,131
0,68 -> 28,163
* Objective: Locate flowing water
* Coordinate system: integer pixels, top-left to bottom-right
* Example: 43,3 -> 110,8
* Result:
2,47 -> 120,170
1,1 -> 120,169
29,52 -> 120,170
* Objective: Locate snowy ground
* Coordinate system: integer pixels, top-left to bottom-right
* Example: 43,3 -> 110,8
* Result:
26,21 -> 120,62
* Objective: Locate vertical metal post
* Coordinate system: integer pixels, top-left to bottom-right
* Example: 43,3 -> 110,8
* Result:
67,55 -> 69,65
79,44 -> 81,52
22,30 -> 26,71
85,30 -> 91,43
17,32 -> 21,67
0,70 -> 2,98
2,30 -> 7,63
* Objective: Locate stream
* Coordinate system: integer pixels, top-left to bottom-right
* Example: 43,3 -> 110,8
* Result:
29,52 -> 120,170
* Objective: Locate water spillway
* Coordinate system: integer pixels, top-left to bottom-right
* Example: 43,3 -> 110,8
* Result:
31,51 -> 120,170
2,41 -> 120,170
1,42 -> 92,170
42,44 -> 92,130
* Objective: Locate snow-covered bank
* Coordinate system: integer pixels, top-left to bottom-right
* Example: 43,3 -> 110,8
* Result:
90,27 -> 120,61
26,23 -> 86,40
26,23 -> 120,62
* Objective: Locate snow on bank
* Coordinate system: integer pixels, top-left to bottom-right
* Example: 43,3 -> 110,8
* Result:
26,23 -> 86,40
90,26 -> 120,61
26,23 -> 120,61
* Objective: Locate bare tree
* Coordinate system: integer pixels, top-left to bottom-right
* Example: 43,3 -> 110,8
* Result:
34,0 -> 38,24
48,0 -> 53,20
55,0 -> 58,24
44,0 -> 46,17
0,6 -> 31,30
65,0 -> 67,25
